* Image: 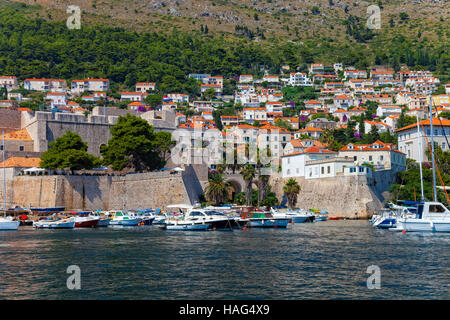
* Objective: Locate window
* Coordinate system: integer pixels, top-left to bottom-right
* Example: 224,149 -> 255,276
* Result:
354,156 -> 357,161
287,169 -> 290,175
19,146 -> 24,151
287,158 -> 290,164
369,156 -> 372,161
359,167 -> 365,172
380,155 -> 384,161
327,166 -> 330,174
0,145 -> 3,151
442,142 -> 446,150
321,167 -> 324,174
429,205 -> 446,213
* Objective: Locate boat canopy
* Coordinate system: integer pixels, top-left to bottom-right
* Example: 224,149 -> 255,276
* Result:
167,204 -> 193,209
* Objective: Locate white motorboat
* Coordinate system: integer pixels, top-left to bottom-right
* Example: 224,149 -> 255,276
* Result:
0,216 -> 20,230
108,211 -> 142,226
390,201 -> 450,232
162,205 -> 237,230
271,207 -> 315,223
33,217 -> 76,229
371,203 -> 417,229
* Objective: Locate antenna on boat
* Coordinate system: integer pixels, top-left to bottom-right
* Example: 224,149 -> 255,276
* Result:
416,114 -> 425,201
428,93 -> 438,202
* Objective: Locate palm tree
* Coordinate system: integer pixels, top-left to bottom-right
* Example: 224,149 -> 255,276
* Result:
205,173 -> 232,205
257,173 -> 270,207
283,178 -> 300,209
241,164 -> 256,207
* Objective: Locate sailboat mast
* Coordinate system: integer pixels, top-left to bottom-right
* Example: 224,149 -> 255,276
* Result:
428,94 -> 437,202
416,114 -> 425,201
2,131 -> 6,217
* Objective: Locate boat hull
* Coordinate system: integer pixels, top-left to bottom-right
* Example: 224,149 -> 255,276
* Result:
392,219 -> 450,232
373,218 -> 396,229
33,221 -> 75,229
96,219 -> 110,227
246,218 -> 290,228
110,218 -> 142,226
0,220 -> 20,230
162,222 -> 210,231
75,219 -> 99,228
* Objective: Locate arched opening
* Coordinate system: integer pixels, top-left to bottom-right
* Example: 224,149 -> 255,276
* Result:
226,179 -> 243,201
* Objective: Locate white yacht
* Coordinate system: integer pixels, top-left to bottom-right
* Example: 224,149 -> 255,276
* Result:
270,207 -> 315,223
390,202 -> 450,232
162,205 -> 237,230
0,216 -> 20,230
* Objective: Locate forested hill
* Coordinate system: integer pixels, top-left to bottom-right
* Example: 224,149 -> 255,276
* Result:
0,1 -> 448,92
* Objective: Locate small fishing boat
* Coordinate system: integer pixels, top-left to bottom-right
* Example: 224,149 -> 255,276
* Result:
33,217 -> 75,229
108,211 -> 142,226
129,209 -> 155,225
309,209 -> 328,221
73,215 -> 99,228
241,209 -> 290,228
0,217 -> 20,230
89,211 -> 111,227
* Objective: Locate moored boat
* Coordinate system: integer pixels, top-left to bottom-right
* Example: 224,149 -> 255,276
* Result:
108,211 -> 142,226
241,209 -> 290,228
33,217 -> 75,229
271,207 -> 315,223
0,217 -> 20,230
161,219 -> 210,231
390,201 -> 450,232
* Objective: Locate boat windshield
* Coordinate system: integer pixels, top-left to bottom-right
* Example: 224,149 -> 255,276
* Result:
205,211 -> 226,216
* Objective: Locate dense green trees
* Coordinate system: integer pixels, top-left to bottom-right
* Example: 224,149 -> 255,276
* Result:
100,114 -> 167,172
40,131 -> 101,170
0,5 -> 446,92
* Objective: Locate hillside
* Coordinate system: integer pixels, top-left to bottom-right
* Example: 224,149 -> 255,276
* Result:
9,0 -> 449,43
0,0 -> 447,86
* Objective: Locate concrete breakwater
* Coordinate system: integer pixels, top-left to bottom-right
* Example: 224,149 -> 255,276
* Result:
1,169 -> 393,218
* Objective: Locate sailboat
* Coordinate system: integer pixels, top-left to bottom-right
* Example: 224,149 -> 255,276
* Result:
391,95 -> 450,232
0,132 -> 20,231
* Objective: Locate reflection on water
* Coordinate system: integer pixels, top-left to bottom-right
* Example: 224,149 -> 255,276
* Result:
0,221 -> 449,299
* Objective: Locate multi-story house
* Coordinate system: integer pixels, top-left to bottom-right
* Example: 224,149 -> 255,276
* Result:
397,118 -> 450,161
239,75 -> 254,83
289,73 -> 312,87
0,76 -> 18,90
71,79 -> 109,94
167,93 -> 189,104
370,71 -> 394,81
121,92 -> 148,102
339,140 -> 406,172
376,105 -> 402,117
344,70 -> 367,79
24,78 -> 67,92
243,107 -> 267,123
136,82 -> 156,92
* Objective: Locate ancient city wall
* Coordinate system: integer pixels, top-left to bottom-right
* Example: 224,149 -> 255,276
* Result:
5,171 -> 196,211
269,173 -> 385,219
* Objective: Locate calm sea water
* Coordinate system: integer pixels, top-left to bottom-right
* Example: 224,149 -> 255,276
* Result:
0,220 -> 448,300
